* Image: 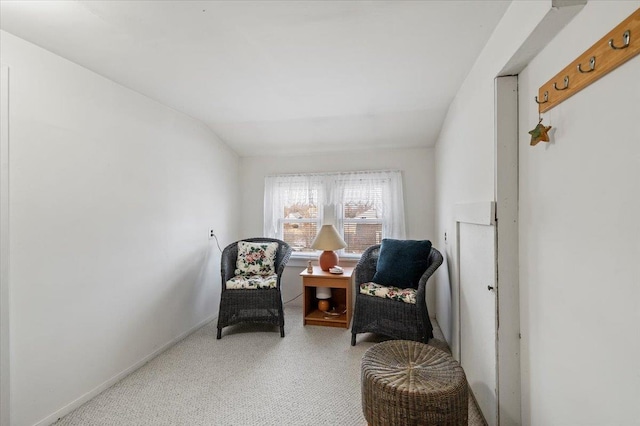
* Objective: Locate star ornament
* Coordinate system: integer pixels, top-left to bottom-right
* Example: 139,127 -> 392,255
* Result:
529,121 -> 552,146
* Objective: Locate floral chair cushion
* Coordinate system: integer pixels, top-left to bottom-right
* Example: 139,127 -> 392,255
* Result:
235,241 -> 278,276
226,274 -> 278,290
359,282 -> 417,304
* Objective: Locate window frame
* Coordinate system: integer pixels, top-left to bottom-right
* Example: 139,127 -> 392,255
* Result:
264,171 -> 405,259
278,217 -> 321,254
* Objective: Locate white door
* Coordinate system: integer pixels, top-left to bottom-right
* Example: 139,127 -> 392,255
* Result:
459,221 -> 497,426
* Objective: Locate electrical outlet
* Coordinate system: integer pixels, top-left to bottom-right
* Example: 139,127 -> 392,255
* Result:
208,228 -> 215,239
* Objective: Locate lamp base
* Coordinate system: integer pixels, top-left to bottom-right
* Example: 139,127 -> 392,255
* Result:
318,299 -> 330,312
318,250 -> 339,271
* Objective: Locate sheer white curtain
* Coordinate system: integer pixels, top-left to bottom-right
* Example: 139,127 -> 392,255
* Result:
264,170 -> 406,240
328,170 -> 405,240
263,174 -> 324,238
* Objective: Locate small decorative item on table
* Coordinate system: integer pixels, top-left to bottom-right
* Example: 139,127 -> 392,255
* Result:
329,266 -> 344,274
307,260 -> 313,274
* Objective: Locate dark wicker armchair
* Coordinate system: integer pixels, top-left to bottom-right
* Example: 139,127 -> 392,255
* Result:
217,238 -> 292,339
351,244 -> 443,346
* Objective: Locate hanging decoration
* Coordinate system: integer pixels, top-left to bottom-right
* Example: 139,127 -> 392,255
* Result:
528,117 -> 552,146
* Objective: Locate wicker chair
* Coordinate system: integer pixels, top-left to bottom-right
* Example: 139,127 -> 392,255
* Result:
351,244 -> 443,346
217,238 -> 292,339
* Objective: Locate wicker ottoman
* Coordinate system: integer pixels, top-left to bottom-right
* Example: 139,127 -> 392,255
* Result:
361,340 -> 468,426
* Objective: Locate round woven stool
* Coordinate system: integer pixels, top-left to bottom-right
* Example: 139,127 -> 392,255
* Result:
361,340 -> 468,426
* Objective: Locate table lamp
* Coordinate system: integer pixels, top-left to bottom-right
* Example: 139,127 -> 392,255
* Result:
311,224 -> 347,271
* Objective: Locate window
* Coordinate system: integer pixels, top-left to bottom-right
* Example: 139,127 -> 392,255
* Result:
340,183 -> 383,254
264,171 -> 405,256
280,186 -> 320,253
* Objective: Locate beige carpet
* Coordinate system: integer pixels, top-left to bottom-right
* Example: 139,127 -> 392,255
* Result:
54,300 -> 486,425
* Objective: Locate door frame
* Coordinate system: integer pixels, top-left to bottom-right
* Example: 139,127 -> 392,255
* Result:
1,63 -> 10,426
454,77 -> 521,426
494,75 -> 521,425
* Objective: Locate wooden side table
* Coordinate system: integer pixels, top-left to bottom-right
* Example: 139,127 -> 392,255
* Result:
300,266 -> 353,328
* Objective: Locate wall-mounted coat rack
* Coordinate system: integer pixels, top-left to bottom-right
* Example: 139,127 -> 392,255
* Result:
537,8 -> 640,113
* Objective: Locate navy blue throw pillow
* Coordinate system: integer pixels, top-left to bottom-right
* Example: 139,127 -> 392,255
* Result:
372,239 -> 432,289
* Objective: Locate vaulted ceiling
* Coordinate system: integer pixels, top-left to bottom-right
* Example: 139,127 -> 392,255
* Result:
0,1 -> 511,156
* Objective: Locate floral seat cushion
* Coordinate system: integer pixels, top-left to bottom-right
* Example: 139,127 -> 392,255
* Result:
235,241 -> 278,276
359,282 -> 417,304
226,274 -> 278,290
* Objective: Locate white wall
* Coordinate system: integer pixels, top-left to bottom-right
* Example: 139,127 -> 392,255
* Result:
1,31 -> 240,426
434,1 -> 552,355
239,148 -> 436,310
518,2 -> 640,424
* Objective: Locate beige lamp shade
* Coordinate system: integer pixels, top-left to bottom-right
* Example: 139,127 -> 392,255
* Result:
311,224 -> 347,251
311,224 -> 347,271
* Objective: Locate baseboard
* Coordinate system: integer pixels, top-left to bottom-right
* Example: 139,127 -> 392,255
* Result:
33,313 -> 218,426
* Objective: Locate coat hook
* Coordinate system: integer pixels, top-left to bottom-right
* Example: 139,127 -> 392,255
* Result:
553,75 -> 569,91
577,56 -> 596,73
609,30 -> 630,50
535,91 -> 548,104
